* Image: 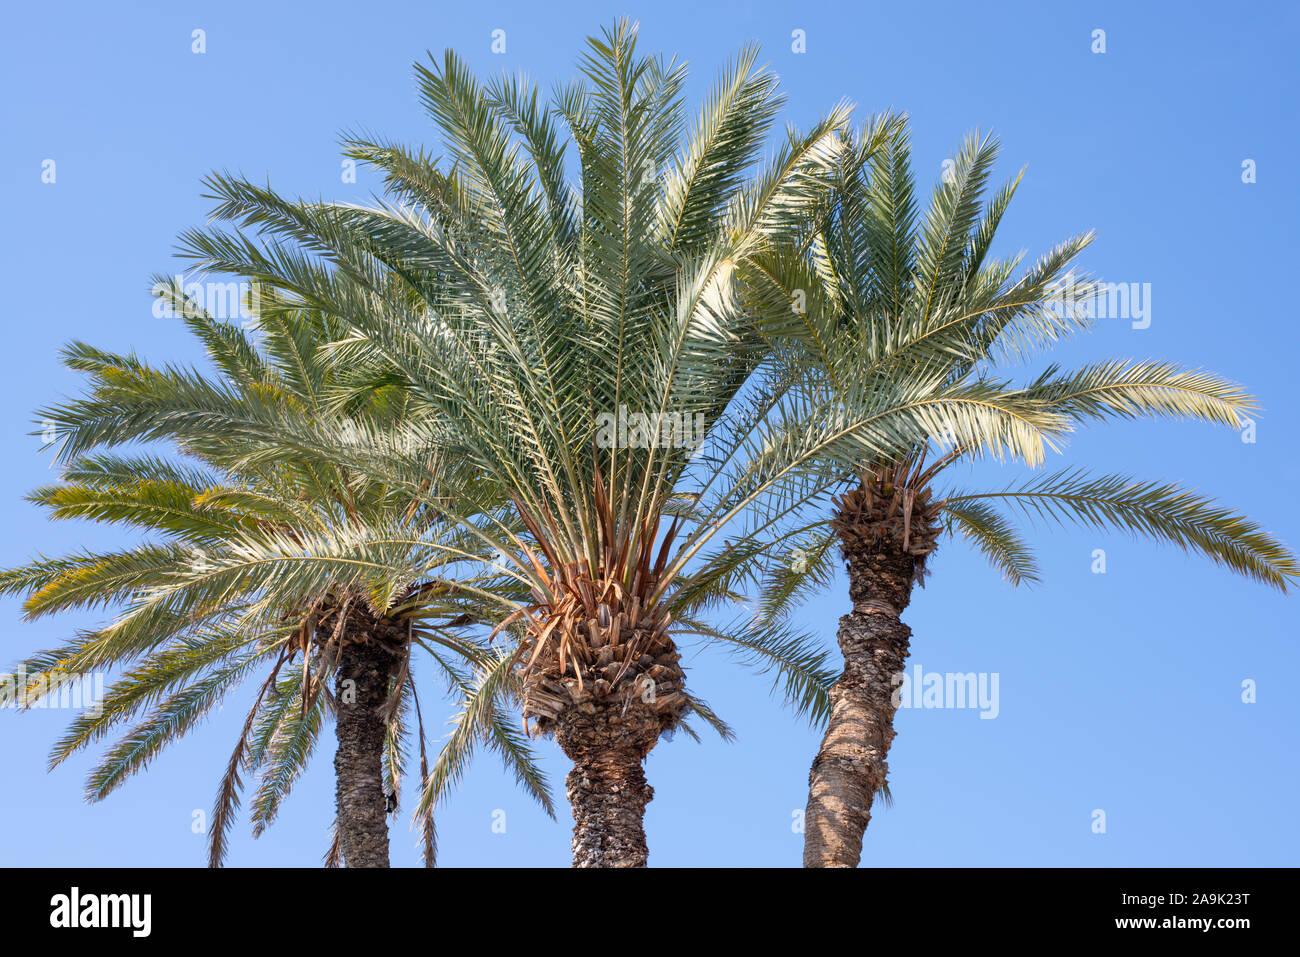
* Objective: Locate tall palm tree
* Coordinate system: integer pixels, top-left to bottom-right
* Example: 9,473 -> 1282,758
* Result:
171,22 -> 982,865
743,123 -> 1299,866
2,286 -> 553,866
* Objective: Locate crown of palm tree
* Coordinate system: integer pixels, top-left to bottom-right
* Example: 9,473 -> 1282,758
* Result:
170,24 -> 1110,729
167,21 -> 931,741
741,120 -> 1296,617
5,19 -> 1289,870
2,284 -> 555,866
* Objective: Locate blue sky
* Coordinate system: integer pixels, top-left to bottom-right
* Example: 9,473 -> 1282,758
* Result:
2,0 -> 1296,867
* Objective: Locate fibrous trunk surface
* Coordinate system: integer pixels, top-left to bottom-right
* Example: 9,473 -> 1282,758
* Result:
329,603 -> 406,869
519,578 -> 688,867
554,700 -> 660,867
803,477 -> 939,868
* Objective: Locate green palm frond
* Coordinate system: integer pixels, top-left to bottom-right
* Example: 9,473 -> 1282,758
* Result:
416,645 -> 553,818
86,652 -> 269,802
1024,359 -> 1254,428
679,615 -> 837,727
758,526 -> 842,623
946,469 -> 1297,590
940,499 -> 1039,587
249,683 -> 327,837
747,112 -> 1293,626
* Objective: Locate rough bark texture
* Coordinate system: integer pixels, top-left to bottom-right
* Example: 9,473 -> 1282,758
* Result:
553,702 -> 660,867
333,628 -> 398,869
802,478 -> 939,868
521,613 -> 687,867
803,604 -> 912,867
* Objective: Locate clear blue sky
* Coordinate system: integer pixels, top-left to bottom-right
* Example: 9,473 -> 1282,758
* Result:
2,0 -> 1296,867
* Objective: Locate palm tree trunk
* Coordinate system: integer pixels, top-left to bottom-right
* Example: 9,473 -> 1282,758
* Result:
333,636 -> 394,868
802,480 -> 932,867
802,603 -> 911,867
553,702 -> 658,867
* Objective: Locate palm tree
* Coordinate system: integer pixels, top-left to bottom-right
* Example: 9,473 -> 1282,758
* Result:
743,123 -> 1299,866
2,286 -> 553,866
170,22 -> 973,865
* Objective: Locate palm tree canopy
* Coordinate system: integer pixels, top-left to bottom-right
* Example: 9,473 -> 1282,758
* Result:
740,121 -> 1296,620
2,287 -> 554,866
170,21 -> 951,737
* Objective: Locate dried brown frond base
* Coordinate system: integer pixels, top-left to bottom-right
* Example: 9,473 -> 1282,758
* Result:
832,470 -> 943,609
500,475 -> 700,864
521,620 -> 689,867
515,583 -> 690,865
308,595 -> 409,661
520,629 -> 686,736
